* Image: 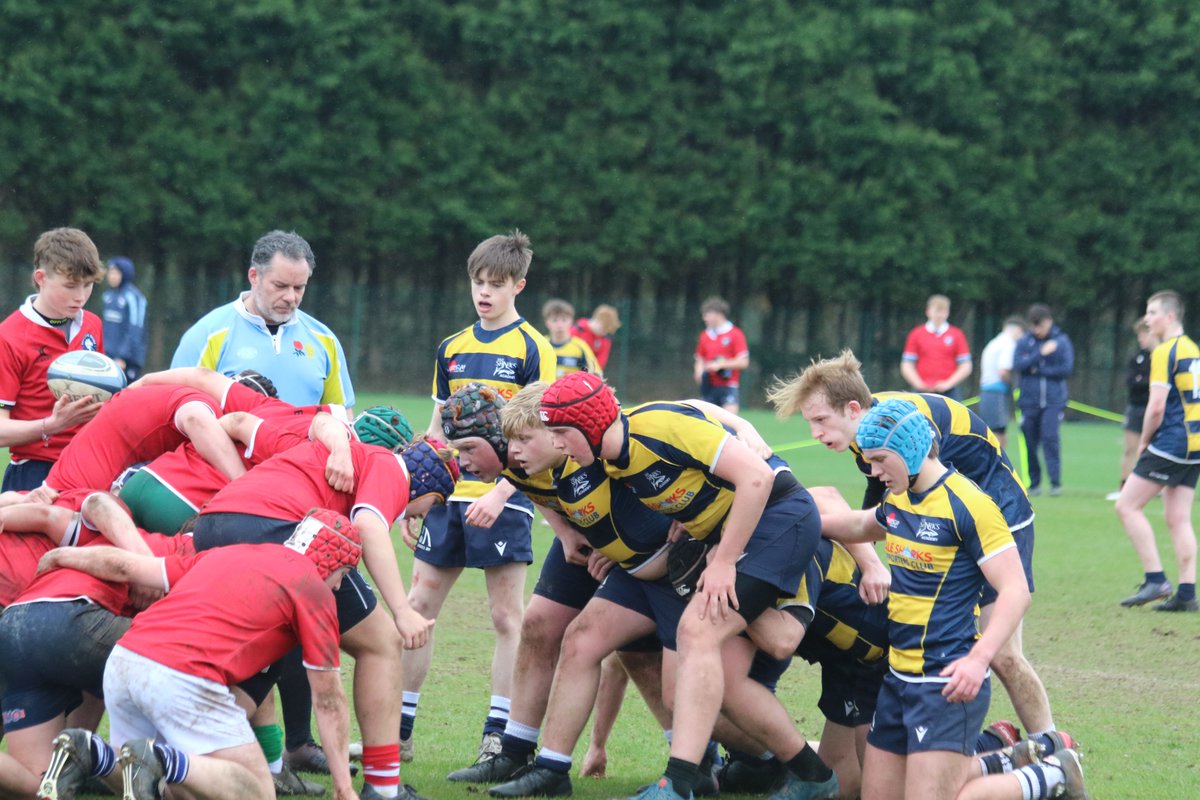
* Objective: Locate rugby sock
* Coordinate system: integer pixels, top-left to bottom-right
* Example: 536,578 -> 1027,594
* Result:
362,744 -> 401,798
1013,762 -> 1065,800
86,733 -> 117,778
978,751 -> 1013,776
975,729 -> 1006,752
533,749 -> 572,774
500,720 -> 539,759
785,743 -> 834,783
1029,729 -> 1061,755
152,742 -> 190,785
1146,571 -> 1168,585
400,691 -> 420,740
664,757 -> 700,799
1177,582 -> 1196,602
253,724 -> 285,773
484,695 -> 511,736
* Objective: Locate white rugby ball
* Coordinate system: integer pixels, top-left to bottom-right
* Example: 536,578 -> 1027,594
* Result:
46,351 -> 127,402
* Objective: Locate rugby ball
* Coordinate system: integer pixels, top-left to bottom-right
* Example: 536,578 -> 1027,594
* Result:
46,351 -> 127,402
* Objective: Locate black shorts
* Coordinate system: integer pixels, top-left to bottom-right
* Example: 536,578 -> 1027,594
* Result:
1132,451 -> 1200,489
194,512 -> 378,633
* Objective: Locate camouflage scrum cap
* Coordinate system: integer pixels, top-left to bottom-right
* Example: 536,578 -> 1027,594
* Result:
441,383 -> 508,461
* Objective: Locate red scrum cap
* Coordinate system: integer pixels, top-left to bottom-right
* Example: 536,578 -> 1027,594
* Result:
285,508 -> 363,580
539,372 -> 619,453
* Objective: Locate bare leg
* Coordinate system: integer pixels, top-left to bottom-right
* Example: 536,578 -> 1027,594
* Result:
1119,429 -> 1140,483
65,693 -> 105,731
1116,474 -> 1169,573
507,594 -> 580,729
0,748 -> 40,797
540,600 -> 656,755
861,744 -> 905,800
904,750 -> 976,800
1162,484 -> 1198,583
341,605 -> 404,748
715,636 -> 808,762
816,721 -> 866,800
978,609 -> 1053,733
174,742 -> 274,800
619,649 -> 671,730
581,653 -> 629,777
6,716 -> 65,782
668,599 -> 748,764
401,560 -> 463,701
483,562 -> 528,712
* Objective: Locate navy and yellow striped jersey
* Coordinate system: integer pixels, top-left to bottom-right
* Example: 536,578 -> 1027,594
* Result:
779,538 -> 889,666
852,391 -> 1033,532
502,464 -> 562,514
553,458 -> 673,569
873,468 -> 1015,679
432,318 -> 556,404
1147,335 -> 1200,463
602,402 -> 738,540
433,318 -> 555,502
550,335 -> 601,378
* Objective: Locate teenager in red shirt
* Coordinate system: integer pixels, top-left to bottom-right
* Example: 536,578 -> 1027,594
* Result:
900,294 -> 973,401
0,229 -> 107,492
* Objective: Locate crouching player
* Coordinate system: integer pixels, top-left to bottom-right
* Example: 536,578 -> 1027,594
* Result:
818,399 -> 1088,800
35,510 -> 364,800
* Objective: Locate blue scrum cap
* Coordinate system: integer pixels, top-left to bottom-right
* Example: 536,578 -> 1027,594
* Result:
855,398 -> 933,476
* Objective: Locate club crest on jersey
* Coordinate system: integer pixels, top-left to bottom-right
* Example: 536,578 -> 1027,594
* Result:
493,358 -> 517,381
645,469 -> 672,492
885,512 -> 900,529
293,340 -> 311,357
915,519 -> 941,542
81,333 -> 98,351
569,471 -> 592,496
448,359 -> 467,374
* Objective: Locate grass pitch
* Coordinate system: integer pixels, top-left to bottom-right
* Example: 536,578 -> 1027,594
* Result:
10,395 -> 1197,798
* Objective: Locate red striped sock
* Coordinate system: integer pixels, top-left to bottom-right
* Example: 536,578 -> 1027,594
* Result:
362,744 -> 401,795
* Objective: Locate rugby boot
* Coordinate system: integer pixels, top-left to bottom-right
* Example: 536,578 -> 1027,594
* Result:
38,728 -> 95,800
625,777 -> 691,800
118,739 -> 165,800
717,753 -> 784,794
1155,593 -> 1199,612
361,783 -> 429,800
766,768 -> 839,800
1049,749 -> 1090,800
985,720 -> 1022,748
400,734 -> 414,763
1007,740 -> 1044,769
488,764 -> 573,798
448,751 -> 532,783
1119,580 -> 1172,607
286,741 -> 359,777
273,764 -> 327,796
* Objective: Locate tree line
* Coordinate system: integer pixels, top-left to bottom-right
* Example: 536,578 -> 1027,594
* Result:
2,1 -> 1197,404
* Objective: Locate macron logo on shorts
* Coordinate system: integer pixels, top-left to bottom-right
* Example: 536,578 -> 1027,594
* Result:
417,528 -> 432,552
495,541 -> 507,556
915,726 -> 928,742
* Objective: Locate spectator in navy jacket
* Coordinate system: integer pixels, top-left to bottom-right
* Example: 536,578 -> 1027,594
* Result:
102,256 -> 147,380
1014,303 -> 1074,496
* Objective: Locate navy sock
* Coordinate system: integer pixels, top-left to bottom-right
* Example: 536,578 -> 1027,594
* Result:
786,744 -> 833,783
664,757 -> 699,798
88,733 -> 116,778
975,729 -> 1005,752
500,734 -> 536,759
1177,583 -> 1196,602
532,754 -> 571,774
152,742 -> 190,785
1146,571 -> 1168,585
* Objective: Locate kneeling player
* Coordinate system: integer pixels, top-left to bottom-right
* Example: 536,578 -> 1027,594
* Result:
36,510 -> 363,800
